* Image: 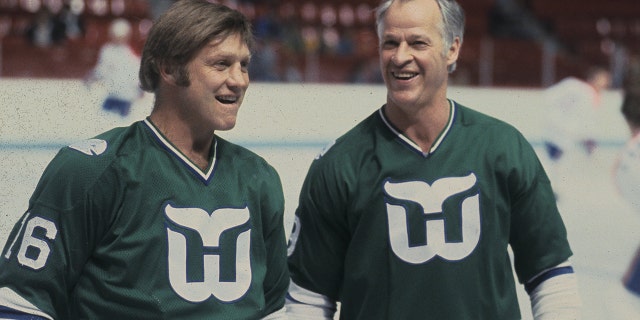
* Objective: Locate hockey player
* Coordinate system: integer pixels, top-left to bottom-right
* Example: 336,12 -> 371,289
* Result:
85,18 -> 142,117
0,1 -> 288,319
286,0 -> 580,319
615,92 -> 640,298
541,66 -> 611,198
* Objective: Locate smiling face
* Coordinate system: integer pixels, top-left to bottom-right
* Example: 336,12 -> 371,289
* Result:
172,33 -> 251,133
379,0 -> 460,112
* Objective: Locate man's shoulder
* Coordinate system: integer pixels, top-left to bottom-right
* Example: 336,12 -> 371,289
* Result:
314,110 -> 380,161
56,124 -> 138,165
39,125 -> 141,191
454,102 -> 514,128
215,137 -> 279,176
452,102 -> 528,150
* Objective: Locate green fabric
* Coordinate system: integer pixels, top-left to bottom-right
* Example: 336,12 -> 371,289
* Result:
288,101 -> 572,320
0,120 -> 288,319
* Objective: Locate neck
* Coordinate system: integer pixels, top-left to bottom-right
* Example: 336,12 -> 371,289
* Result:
149,107 -> 214,171
385,99 -> 451,153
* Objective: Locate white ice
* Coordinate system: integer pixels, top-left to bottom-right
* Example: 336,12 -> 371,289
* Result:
1,80 -> 638,319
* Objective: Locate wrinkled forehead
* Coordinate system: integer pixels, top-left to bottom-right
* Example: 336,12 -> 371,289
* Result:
379,0 -> 444,37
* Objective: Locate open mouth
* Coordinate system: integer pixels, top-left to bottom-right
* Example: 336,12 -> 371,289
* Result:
216,95 -> 239,104
392,71 -> 418,80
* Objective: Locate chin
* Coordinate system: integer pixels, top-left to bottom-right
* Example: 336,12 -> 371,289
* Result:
216,120 -> 237,132
388,92 -> 420,106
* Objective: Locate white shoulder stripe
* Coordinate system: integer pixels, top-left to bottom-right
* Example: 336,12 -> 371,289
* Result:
260,306 -> 287,320
286,280 -> 336,319
0,287 -> 54,320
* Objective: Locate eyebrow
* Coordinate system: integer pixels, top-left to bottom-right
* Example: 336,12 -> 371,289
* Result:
382,32 -> 431,42
204,50 -> 251,61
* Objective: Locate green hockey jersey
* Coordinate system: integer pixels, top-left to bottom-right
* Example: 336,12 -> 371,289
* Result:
288,101 -> 573,319
0,119 -> 288,319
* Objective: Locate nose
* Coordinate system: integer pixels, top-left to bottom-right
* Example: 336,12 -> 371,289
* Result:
228,64 -> 249,88
391,42 -> 412,65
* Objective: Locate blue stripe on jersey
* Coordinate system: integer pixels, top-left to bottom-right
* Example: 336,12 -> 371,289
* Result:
524,266 -> 575,294
285,293 -> 303,304
0,306 -> 48,320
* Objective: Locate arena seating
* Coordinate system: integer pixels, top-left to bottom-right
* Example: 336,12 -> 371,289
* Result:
0,0 -> 149,78
0,0 -> 638,87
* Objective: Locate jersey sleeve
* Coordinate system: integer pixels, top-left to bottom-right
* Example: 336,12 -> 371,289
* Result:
503,130 -> 573,283
287,150 -> 352,301
0,147 -> 119,318
258,162 -> 290,316
0,303 -> 50,320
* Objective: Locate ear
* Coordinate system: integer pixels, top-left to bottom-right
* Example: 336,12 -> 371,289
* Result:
159,62 -> 178,85
446,36 -> 461,67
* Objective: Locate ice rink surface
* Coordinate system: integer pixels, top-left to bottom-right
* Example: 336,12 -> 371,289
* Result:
1,80 -> 639,318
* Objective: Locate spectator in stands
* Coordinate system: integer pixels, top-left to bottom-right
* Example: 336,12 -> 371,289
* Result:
57,3 -> 85,42
250,40 -> 281,81
488,0 -> 553,41
250,6 -> 283,81
286,0 -> 580,319
541,66 -> 611,198
0,1 -> 288,318
85,18 -> 142,117
25,6 -> 66,47
281,49 -> 303,82
350,56 -> 383,84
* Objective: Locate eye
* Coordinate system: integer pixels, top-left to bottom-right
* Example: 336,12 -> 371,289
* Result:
381,39 -> 399,49
214,61 -> 230,70
240,60 -> 250,73
411,41 -> 429,49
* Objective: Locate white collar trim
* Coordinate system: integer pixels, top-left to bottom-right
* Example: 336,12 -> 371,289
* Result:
379,100 -> 455,157
143,119 -> 216,182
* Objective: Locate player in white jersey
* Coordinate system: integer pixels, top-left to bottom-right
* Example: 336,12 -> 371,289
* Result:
541,66 -> 611,197
86,18 -> 142,117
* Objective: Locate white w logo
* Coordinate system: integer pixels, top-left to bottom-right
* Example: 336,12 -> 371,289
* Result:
164,204 -> 252,302
384,173 -> 480,264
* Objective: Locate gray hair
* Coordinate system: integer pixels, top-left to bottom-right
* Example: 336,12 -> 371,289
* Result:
375,0 -> 465,73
